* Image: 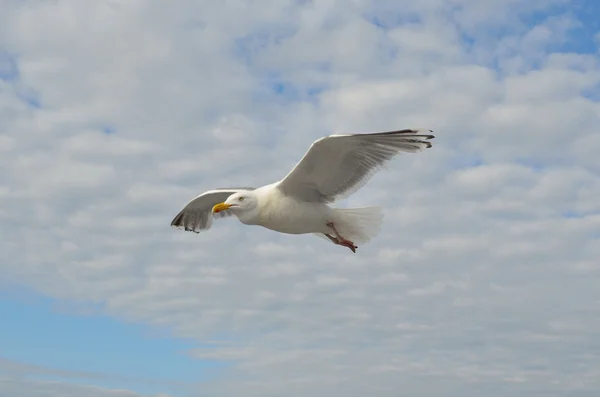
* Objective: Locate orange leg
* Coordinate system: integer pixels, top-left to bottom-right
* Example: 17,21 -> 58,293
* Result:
325,222 -> 358,253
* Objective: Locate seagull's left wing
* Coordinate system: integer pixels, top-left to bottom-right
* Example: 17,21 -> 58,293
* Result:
170,187 -> 255,233
276,129 -> 434,203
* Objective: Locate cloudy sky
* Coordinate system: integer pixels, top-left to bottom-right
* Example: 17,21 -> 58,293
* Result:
1,0 -> 599,396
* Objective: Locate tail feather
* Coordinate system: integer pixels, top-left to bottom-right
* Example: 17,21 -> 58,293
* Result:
328,206 -> 383,245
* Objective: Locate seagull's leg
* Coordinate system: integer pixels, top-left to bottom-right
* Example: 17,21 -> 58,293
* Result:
325,222 -> 358,253
323,232 -> 356,253
323,233 -> 339,244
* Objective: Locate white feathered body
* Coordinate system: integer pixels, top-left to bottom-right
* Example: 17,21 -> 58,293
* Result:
236,183 -> 383,245
242,183 -> 332,234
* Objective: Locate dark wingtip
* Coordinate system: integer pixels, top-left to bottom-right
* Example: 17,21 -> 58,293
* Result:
170,211 -> 184,227
421,130 -> 435,142
371,129 -> 415,136
369,128 -> 435,138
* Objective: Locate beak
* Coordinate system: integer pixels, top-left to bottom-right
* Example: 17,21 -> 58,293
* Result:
212,202 -> 232,213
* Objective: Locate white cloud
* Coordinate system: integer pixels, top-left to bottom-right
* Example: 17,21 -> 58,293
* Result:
1,0 -> 599,396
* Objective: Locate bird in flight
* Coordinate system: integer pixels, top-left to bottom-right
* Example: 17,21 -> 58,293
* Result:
170,128 -> 435,253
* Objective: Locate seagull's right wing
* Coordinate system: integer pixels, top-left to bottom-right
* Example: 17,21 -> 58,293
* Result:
170,187 -> 255,233
276,129 -> 434,203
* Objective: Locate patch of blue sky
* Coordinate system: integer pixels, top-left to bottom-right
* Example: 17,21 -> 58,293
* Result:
233,25 -> 297,65
449,155 -> 485,171
366,1 -> 599,74
0,50 -> 19,81
267,79 -> 325,102
271,81 -> 286,95
18,90 -> 41,108
263,62 -> 330,102
245,73 -> 326,107
467,158 -> 484,167
0,288 -> 230,393
101,124 -> 116,134
562,210 -> 585,219
503,1 -> 600,62
543,0 -> 600,54
234,26 -> 331,105
0,51 -> 43,108
515,158 -> 549,172
361,9 -> 421,30
582,84 -> 600,101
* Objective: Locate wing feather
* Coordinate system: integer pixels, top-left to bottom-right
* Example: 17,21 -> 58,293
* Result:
170,187 -> 255,233
276,129 -> 434,202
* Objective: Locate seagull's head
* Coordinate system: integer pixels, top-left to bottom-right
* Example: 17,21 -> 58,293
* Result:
211,190 -> 259,223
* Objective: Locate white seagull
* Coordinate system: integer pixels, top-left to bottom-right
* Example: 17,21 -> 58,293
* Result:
170,128 -> 434,253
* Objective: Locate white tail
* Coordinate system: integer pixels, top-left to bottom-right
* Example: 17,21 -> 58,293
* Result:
327,206 -> 384,245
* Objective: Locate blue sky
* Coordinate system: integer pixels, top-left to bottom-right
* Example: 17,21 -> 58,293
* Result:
1,1 -> 599,397
0,287 -> 226,395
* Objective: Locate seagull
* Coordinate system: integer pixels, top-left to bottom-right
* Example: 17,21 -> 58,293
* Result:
170,128 -> 434,253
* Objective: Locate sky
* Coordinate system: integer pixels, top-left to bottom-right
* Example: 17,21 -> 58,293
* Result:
0,0 -> 599,396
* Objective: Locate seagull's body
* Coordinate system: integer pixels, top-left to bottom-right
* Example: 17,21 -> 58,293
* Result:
171,129 -> 435,252
248,184 -> 324,233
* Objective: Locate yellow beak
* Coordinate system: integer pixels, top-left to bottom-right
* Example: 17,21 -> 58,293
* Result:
212,202 -> 232,213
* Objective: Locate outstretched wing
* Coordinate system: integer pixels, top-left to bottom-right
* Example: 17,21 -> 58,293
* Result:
276,129 -> 435,203
170,187 -> 255,233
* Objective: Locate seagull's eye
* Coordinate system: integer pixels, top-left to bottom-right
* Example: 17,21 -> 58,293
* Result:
238,196 -> 245,201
